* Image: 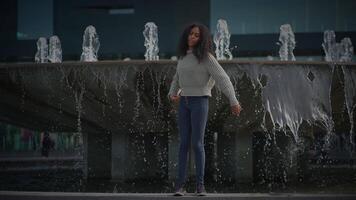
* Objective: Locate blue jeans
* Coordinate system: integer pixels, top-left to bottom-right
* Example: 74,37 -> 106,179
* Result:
176,96 -> 209,187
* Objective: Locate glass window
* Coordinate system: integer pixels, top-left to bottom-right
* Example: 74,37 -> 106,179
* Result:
17,0 -> 53,40
210,0 -> 356,34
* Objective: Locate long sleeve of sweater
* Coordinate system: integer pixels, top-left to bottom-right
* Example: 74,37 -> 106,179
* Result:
168,70 -> 180,96
167,52 -> 239,106
204,53 -> 239,106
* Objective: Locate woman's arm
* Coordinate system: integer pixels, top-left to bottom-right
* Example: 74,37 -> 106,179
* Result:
168,70 -> 180,98
204,53 -> 239,106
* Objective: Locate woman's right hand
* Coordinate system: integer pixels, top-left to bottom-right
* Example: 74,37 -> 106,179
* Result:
231,103 -> 242,116
170,95 -> 180,104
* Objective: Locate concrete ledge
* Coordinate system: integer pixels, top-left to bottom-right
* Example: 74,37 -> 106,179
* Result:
1,59 -> 356,68
1,191 -> 356,200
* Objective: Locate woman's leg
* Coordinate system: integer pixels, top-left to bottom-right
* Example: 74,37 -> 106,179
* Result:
190,97 -> 209,186
176,97 -> 191,187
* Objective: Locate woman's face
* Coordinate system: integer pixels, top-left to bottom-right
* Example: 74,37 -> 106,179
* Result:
188,26 -> 200,49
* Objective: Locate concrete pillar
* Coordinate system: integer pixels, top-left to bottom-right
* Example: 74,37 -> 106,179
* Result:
168,130 -> 179,183
234,131 -> 253,182
111,130 -> 129,180
86,130 -> 111,179
82,131 -> 88,179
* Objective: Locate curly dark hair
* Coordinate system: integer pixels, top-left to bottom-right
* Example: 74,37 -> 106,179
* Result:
177,23 -> 213,62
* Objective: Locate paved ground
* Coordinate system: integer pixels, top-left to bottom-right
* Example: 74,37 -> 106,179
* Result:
1,191 -> 356,200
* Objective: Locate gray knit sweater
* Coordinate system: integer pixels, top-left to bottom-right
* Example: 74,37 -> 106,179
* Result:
168,51 -> 239,106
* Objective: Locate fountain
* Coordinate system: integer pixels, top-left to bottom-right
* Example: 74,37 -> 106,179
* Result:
1,57 -> 355,191
143,22 -> 159,61
35,37 -> 48,63
277,24 -> 296,61
322,30 -> 337,62
48,35 -> 62,63
213,19 -> 233,60
322,30 -> 354,62
322,30 -> 338,62
0,21 -> 356,194
340,38 -> 354,62
80,25 -> 100,62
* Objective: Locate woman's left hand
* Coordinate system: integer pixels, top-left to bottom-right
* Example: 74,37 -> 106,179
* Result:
231,103 -> 242,116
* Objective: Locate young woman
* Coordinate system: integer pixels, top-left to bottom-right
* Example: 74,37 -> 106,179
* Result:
168,23 -> 242,196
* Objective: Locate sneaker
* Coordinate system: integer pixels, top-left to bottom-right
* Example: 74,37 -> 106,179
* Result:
173,186 -> 186,196
195,184 -> 207,196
